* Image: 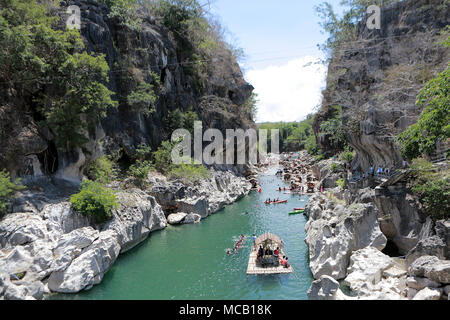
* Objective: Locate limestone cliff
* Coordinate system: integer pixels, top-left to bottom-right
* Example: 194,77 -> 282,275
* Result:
0,0 -> 254,181
316,0 -> 449,170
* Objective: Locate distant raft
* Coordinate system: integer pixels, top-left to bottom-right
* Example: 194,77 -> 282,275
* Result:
264,200 -> 288,205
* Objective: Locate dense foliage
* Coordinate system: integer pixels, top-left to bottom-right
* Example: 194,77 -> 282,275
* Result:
408,158 -> 449,220
0,0 -> 117,151
0,170 -> 25,215
258,115 -> 315,152
398,65 -> 450,160
70,180 -> 119,224
169,161 -> 210,183
317,105 -> 348,154
84,156 -> 117,184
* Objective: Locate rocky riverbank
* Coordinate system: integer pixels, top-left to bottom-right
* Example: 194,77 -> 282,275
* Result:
0,168 -> 253,300
300,157 -> 450,300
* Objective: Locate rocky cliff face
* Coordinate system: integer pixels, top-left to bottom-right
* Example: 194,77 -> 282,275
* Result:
0,0 -> 254,181
316,0 -> 449,170
307,0 -> 450,300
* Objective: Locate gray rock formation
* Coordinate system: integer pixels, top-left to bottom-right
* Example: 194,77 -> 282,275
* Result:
305,193 -> 387,280
408,256 -> 450,284
307,275 -> 349,300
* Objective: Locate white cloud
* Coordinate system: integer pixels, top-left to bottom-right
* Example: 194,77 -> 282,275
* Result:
245,56 -> 327,123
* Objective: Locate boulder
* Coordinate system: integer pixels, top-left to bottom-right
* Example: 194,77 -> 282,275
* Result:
41,202 -> 90,235
412,287 -> 441,300
47,230 -> 120,293
305,201 -> 387,279
182,213 -> 202,224
105,190 -> 167,253
307,275 -> 348,300
176,197 -> 208,218
0,246 -> 33,276
408,256 -> 450,284
383,265 -> 407,278
50,227 -> 99,273
0,213 -> 48,248
167,213 -> 188,225
344,247 -> 394,292
151,183 -> 185,211
406,235 -> 447,266
406,276 -> 440,290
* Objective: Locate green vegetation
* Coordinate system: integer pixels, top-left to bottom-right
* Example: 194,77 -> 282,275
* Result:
330,163 -> 341,173
398,64 -> 450,160
258,115 -> 315,152
0,0 -> 117,151
169,161 -> 210,183
318,105 -> 348,152
163,108 -> 199,135
127,144 -> 154,185
242,93 -> 259,121
127,82 -> 157,115
0,170 -> 25,215
339,149 -> 354,163
408,158 -> 449,220
84,156 -> 117,184
153,139 -> 210,183
70,180 -> 119,224
99,0 -> 142,30
336,178 -> 347,189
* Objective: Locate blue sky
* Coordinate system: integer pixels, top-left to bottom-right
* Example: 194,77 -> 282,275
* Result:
208,0 -> 345,122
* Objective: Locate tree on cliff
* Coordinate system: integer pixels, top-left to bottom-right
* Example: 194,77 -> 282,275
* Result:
0,0 -> 117,151
398,64 -> 449,160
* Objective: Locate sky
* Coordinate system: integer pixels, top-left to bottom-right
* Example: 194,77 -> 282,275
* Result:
208,0 -> 344,123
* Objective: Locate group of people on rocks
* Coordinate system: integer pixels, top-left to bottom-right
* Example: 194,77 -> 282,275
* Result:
352,161 -> 409,182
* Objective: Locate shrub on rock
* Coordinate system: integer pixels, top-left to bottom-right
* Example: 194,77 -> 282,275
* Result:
70,180 -> 119,224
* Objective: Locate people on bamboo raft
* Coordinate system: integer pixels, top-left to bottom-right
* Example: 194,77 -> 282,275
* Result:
256,245 -> 290,268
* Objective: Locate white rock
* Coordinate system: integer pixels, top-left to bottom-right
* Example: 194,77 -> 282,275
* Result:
412,287 -> 441,300
167,213 -> 188,225
305,201 -> 387,280
0,246 -> 33,276
406,276 -> 440,290
51,227 -> 99,273
105,190 -> 167,253
176,197 -> 208,218
47,230 -> 120,293
0,213 -> 48,248
307,275 -> 350,300
344,247 -> 394,291
409,256 -> 450,284
182,213 -> 202,224
407,288 -> 418,299
383,266 -> 407,278
41,202 -> 90,235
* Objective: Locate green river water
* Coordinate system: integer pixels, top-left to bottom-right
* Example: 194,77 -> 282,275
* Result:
52,167 -> 313,300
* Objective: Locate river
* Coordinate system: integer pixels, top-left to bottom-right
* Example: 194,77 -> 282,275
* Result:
52,167 -> 313,300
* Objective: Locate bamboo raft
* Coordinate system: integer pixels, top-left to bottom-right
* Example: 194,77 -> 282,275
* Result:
246,233 -> 293,275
